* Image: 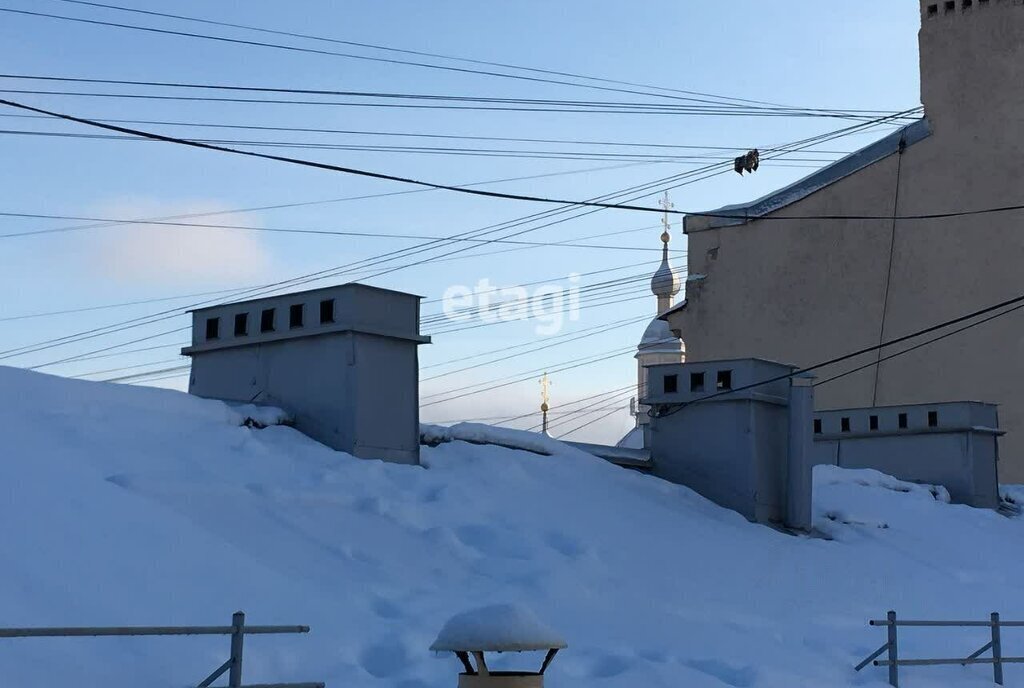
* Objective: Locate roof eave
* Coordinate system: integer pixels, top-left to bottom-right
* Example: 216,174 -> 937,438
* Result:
683,117 -> 932,233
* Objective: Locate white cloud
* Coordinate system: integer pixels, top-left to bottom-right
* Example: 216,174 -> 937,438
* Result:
81,198 -> 272,286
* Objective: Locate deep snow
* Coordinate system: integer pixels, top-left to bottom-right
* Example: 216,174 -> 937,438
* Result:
2,364 -> 1024,687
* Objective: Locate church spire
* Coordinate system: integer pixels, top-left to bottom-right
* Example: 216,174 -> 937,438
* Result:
539,372 -> 551,436
650,192 -> 681,314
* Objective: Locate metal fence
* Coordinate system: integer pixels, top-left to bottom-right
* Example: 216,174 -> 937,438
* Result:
856,610 -> 1023,687
0,610 -> 324,688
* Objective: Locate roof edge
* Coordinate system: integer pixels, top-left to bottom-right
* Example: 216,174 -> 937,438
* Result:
658,298 -> 687,322
187,282 -> 425,315
684,117 -> 932,233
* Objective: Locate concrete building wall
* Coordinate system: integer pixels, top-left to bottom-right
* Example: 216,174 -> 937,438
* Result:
643,359 -> 795,524
351,332 -> 421,463
184,283 -> 427,464
189,333 -> 359,450
669,1 -> 1024,481
812,402 -> 1001,508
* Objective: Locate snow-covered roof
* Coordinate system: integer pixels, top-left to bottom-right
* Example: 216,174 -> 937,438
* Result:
6,363 -> 1023,687
430,604 -> 567,652
683,118 -> 932,233
616,426 -> 644,450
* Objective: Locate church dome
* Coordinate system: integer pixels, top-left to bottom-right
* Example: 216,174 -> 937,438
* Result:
650,231 -> 681,298
636,317 -> 684,357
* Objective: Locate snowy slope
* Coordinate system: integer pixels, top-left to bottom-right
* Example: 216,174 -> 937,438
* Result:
2,365 -> 1024,688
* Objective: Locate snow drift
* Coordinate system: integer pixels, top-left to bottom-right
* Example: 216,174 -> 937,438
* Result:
2,364 -> 1024,687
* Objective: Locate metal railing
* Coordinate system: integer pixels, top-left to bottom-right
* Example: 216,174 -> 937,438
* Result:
856,610 -> 1023,687
0,611 -> 324,688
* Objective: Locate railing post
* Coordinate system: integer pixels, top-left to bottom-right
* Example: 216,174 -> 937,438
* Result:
887,610 -> 899,688
991,612 -> 1003,686
229,611 -> 245,688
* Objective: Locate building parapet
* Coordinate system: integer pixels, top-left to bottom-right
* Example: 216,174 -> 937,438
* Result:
812,401 -> 1001,509
182,283 -> 429,357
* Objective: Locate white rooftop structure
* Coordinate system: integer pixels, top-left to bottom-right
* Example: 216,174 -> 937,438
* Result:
620,194 -> 686,447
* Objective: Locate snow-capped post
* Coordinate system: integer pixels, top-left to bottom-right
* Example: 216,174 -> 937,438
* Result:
430,604 -> 567,687
785,373 -> 815,531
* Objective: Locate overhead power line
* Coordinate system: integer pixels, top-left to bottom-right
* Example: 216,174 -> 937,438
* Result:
71,357 -> 185,379
0,74 -> 894,112
651,290 -> 1024,418
101,363 -> 190,384
553,296 -> 1024,439
0,112 -> 861,154
124,370 -> 189,385
0,162 -> 704,363
351,110 -> 924,290
0,129 -> 840,167
4,116 -> 889,368
495,382 -> 638,427
420,316 -> 649,382
532,387 -> 637,433
813,301 -> 1024,389
543,292 -> 1024,439
7,3 -> 881,113
421,345 -> 638,408
418,273 -> 664,325
426,294 -> 651,337
0,159 -> 652,242
0,89 -> 907,119
46,340 -> 188,364
1,109 -> 909,366
0,210 -> 688,252
419,261 -> 665,306
40,0 -> 801,108
0,259 -> 663,324
0,96 -> 701,214
0,74 -> 910,120
2,99 -> 949,222
556,403 -> 630,439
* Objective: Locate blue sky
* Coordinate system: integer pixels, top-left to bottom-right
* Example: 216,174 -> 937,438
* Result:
0,1 -> 922,442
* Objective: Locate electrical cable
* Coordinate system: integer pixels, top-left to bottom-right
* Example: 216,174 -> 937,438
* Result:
3,109 -> 912,365
651,289 -> 1024,418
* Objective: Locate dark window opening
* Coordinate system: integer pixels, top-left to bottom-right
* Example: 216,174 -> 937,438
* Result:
962,0 -> 972,8
869,415 -> 879,431
841,417 -> 851,433
944,0 -> 955,12
319,298 -> 335,324
716,370 -> 732,391
813,419 -> 822,434
926,3 -> 938,14
928,410 -> 938,427
260,308 -> 275,333
205,317 -> 220,340
663,374 -> 678,394
233,313 -> 248,337
898,412 -> 908,429
289,303 -> 304,329
690,372 -> 705,392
